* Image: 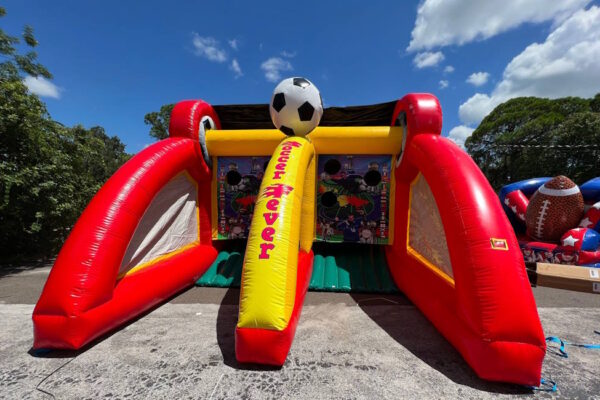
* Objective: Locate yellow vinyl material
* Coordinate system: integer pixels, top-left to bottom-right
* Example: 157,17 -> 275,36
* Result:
308,126 -> 402,154
206,129 -> 286,156
237,137 -> 315,331
211,157 -> 219,239
300,155 -> 316,252
205,126 -> 402,156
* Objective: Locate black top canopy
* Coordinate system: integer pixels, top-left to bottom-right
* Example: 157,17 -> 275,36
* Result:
212,101 -> 397,130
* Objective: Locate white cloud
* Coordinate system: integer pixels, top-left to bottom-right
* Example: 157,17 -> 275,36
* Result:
407,0 -> 590,51
192,34 -> 227,62
23,76 -> 61,99
444,65 -> 455,74
230,59 -> 243,78
439,80 -> 449,89
413,51 -> 444,68
459,94 -> 497,126
448,125 -> 475,149
260,57 -> 293,82
192,34 -> 243,79
466,72 -> 490,87
459,6 -> 600,126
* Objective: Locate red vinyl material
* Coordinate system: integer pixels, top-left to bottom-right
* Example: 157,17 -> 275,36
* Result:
387,94 -> 546,386
34,245 -> 216,349
505,190 -> 529,222
33,100 -> 220,350
169,100 -> 222,139
235,250 -> 314,366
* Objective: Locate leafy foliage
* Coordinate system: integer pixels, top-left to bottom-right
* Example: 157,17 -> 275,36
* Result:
0,9 -> 129,261
144,103 -> 174,140
465,95 -> 600,191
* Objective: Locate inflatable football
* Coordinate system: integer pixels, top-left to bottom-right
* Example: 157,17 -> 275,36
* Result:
269,77 -> 323,137
525,175 -> 584,242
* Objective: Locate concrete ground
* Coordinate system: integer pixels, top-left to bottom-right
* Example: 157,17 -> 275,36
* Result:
1,265 -> 599,399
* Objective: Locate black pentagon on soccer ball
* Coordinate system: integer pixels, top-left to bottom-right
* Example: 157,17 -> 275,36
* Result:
272,93 -> 286,112
293,77 -> 310,88
298,101 -> 315,121
279,125 -> 295,136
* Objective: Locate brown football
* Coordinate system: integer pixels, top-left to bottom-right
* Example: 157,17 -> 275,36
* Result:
525,175 -> 584,242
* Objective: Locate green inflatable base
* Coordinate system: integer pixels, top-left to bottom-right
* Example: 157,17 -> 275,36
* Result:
196,241 -> 399,294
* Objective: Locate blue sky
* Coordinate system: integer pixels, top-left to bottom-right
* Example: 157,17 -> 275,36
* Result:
4,0 -> 600,152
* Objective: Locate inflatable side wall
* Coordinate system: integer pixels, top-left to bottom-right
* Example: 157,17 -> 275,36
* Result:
387,94 -> 546,386
32,101 -> 220,349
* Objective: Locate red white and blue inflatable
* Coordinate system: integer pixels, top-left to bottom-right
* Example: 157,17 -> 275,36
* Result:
501,177 -> 600,268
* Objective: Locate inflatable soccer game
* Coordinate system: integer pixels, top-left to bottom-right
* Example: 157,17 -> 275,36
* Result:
33,79 -> 546,386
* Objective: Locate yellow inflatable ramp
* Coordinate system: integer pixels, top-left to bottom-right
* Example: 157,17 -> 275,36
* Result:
235,137 -> 316,365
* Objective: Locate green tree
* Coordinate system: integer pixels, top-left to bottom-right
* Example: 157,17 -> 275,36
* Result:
144,103 -> 174,140
0,8 -> 130,261
465,95 -> 600,191
590,93 -> 600,113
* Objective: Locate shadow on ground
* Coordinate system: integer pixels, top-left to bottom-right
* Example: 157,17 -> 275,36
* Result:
349,293 -> 533,395
215,287 -> 281,372
216,287 -> 239,367
0,259 -> 54,278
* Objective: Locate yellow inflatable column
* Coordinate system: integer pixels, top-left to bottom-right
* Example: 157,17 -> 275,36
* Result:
237,137 -> 315,331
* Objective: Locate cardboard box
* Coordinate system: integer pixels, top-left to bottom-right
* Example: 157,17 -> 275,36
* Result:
526,262 -> 600,294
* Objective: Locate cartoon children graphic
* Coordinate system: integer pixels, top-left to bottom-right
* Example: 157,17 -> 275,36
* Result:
335,211 -> 364,242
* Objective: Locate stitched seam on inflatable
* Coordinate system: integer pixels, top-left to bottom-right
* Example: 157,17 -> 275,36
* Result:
535,200 -> 550,239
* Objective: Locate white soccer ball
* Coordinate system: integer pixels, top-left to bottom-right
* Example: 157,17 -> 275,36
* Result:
269,77 -> 323,137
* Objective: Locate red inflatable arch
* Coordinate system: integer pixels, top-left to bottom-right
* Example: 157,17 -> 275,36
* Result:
33,101 -> 219,349
388,94 -> 545,385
